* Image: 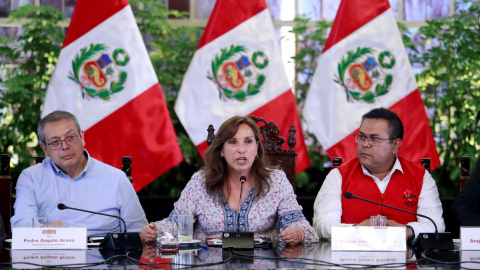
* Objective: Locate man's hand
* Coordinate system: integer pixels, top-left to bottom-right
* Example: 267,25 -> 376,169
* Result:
386,219 -> 409,240
386,219 -> 404,227
355,219 -> 371,226
49,221 -> 65,227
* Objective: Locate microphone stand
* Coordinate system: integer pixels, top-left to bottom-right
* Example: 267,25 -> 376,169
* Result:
57,203 -> 142,250
347,194 -> 439,235
221,176 -> 254,250
344,192 -> 453,251
59,204 -> 128,235
236,180 -> 245,237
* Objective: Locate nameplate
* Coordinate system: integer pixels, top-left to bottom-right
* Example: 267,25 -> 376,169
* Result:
12,227 -> 87,249
331,226 -> 406,251
461,250 -> 480,269
332,251 -> 406,265
11,249 -> 87,269
460,227 -> 480,250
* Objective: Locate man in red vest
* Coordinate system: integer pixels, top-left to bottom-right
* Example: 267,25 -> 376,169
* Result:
313,108 -> 444,241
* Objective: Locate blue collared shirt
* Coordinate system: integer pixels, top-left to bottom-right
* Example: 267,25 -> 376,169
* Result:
11,151 -> 148,235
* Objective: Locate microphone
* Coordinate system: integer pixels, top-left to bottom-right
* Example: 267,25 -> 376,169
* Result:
58,203 -> 127,233
222,176 -> 254,250
57,203 -> 142,250
236,176 -> 246,236
343,192 -> 453,251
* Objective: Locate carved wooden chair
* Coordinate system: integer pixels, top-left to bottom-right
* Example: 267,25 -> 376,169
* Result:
207,116 -> 297,189
0,154 -> 12,238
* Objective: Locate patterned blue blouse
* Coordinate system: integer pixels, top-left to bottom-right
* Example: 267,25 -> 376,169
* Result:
154,169 -> 318,244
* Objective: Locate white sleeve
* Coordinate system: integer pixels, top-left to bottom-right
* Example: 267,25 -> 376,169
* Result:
313,168 -> 347,239
407,170 -> 445,235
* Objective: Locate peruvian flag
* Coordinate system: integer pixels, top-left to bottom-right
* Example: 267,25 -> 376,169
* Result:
175,0 -> 311,174
303,0 -> 440,170
42,0 -> 183,191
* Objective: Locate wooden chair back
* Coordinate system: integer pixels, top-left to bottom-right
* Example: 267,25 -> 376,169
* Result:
34,156 -> 45,164
421,158 -> 431,173
332,157 -> 343,169
460,156 -> 471,190
122,156 -> 133,183
0,154 -> 12,238
207,116 -> 297,189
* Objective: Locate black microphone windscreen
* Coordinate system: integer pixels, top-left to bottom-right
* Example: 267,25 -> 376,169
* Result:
240,176 -> 246,182
58,203 -> 66,210
344,192 -> 353,199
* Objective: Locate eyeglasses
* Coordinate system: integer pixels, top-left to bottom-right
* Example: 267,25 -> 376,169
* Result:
46,133 -> 80,150
354,133 -> 393,146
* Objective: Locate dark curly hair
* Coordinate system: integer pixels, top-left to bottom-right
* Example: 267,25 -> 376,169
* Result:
203,116 -> 274,201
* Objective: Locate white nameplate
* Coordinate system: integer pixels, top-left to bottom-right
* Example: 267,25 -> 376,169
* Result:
461,227 -> 480,250
332,251 -> 406,266
11,249 -> 87,269
12,227 -> 87,249
461,250 -> 480,269
331,226 -> 406,251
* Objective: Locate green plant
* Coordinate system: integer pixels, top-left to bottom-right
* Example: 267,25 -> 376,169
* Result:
0,6 -> 64,181
290,17 -> 332,194
414,0 -> 480,197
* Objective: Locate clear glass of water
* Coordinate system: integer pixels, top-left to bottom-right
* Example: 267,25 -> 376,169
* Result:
176,215 -> 194,241
32,217 -> 48,227
370,214 -> 386,227
155,221 -> 164,244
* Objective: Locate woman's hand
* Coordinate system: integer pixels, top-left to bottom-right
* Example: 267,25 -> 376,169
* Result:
140,222 -> 157,243
280,244 -> 305,258
279,227 -> 304,246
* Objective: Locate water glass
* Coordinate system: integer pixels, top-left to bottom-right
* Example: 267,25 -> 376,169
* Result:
155,221 -> 164,244
176,215 -> 194,241
370,214 -> 386,227
32,217 -> 48,227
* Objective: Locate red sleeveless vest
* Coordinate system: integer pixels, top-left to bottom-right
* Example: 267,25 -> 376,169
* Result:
339,157 -> 424,224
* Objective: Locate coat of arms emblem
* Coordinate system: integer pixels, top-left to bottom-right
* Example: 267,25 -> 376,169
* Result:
68,43 -> 129,100
334,47 -> 395,103
207,45 -> 268,102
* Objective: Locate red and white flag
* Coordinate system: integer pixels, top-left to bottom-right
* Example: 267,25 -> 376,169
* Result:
175,0 -> 311,174
42,0 -> 183,191
303,0 -> 440,169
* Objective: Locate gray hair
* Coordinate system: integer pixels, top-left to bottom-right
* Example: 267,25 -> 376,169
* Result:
37,110 -> 81,144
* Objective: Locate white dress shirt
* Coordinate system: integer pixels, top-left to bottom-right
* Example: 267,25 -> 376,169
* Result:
313,157 -> 445,239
